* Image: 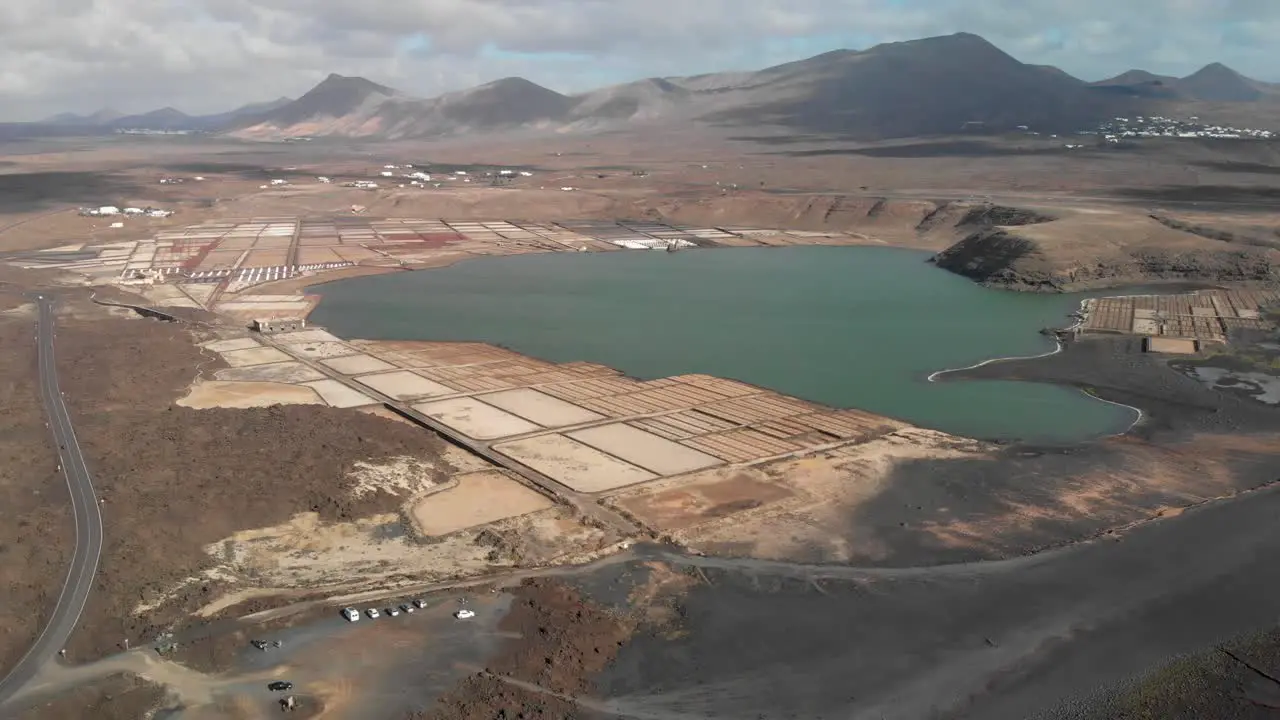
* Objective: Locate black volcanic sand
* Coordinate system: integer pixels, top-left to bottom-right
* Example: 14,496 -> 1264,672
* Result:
713,334 -> 1280,569
815,335 -> 1280,567
944,334 -> 1280,438
1114,184 -> 1280,205
594,484 -> 1280,719
568,335 -> 1280,718
0,170 -> 143,212
771,140 -> 1069,158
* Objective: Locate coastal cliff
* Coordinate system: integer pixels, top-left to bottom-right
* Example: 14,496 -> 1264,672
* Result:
932,208 -> 1280,292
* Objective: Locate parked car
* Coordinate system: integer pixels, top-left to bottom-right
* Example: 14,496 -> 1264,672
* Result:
267,681 -> 293,692
454,609 -> 476,620
399,603 -> 414,614
412,599 -> 427,609
341,607 -> 360,622
386,607 -> 400,617
366,608 -> 380,619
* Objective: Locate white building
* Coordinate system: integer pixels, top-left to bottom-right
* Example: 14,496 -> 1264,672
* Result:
98,206 -> 120,215
253,317 -> 305,334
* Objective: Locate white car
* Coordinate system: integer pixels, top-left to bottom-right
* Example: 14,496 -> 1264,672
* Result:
341,607 -> 359,622
412,599 -> 427,609
386,607 -> 400,617
366,608 -> 380,619
454,609 -> 476,620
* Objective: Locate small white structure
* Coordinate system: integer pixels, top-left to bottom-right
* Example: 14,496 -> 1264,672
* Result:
98,206 -> 120,215
379,171 -> 393,177
147,209 -> 173,217
454,170 -> 467,175
269,178 -> 287,185
123,207 -> 144,215
519,171 -> 533,177
317,176 -> 331,183
252,317 -> 305,334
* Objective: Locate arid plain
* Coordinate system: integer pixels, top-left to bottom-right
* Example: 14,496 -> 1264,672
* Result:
3,122 -> 1280,720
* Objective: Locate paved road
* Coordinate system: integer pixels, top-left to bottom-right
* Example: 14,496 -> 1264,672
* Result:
0,296 -> 104,708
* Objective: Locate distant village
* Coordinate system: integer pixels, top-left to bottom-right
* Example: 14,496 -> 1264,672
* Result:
74,163 -> 550,224
115,128 -> 192,135
1089,115 -> 1275,142
334,164 -> 537,191
1008,115 -> 1275,150
78,206 -> 173,218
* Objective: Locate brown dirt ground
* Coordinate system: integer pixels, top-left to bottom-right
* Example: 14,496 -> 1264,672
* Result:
3,130 -> 1279,263
13,672 -> 164,720
0,274 -> 72,680
44,294 -> 457,662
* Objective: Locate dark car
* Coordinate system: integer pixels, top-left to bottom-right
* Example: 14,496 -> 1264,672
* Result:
268,681 -> 293,692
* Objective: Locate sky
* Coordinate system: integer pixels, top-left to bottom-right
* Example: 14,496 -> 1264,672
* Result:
2,0 -> 1278,121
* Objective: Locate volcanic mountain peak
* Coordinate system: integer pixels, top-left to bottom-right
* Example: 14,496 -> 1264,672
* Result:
1192,61 -> 1237,76
1179,62 -> 1262,101
1097,69 -> 1174,85
88,107 -> 124,122
434,76 -> 572,127
478,76 -> 549,92
873,31 -> 1010,59
144,107 -> 189,119
310,73 -> 399,98
250,73 -> 404,128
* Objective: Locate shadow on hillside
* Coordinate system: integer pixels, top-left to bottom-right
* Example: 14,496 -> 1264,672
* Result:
1194,160 -> 1280,176
160,162 -> 315,178
0,171 -> 143,213
726,134 -> 845,146
769,141 -> 1069,158
1114,185 -> 1280,206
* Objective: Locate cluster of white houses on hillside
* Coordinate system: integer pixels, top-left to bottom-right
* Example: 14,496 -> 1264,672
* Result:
78,205 -> 173,217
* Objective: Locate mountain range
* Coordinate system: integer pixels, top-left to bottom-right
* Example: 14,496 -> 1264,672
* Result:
29,33 -> 1280,141
41,97 -> 293,132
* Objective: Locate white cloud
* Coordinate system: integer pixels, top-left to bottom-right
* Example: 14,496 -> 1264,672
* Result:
1,0 -> 1277,120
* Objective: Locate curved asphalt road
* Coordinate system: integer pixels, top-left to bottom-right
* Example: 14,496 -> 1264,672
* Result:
0,296 -> 104,708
